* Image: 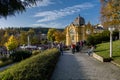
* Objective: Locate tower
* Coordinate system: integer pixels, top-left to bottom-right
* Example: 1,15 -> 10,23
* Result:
66,15 -> 86,46
73,14 -> 85,26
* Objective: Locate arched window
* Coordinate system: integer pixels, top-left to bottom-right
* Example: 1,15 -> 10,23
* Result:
69,29 -> 75,42
69,29 -> 75,34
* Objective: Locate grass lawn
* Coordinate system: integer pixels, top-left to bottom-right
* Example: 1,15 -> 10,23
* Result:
95,40 -> 120,64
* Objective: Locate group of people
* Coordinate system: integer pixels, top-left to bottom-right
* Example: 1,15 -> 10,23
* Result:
71,40 -> 85,54
71,41 -> 95,56
57,40 -> 95,56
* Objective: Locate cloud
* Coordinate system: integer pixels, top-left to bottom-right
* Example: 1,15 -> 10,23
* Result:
34,3 -> 94,22
30,0 -> 54,7
32,22 -> 66,28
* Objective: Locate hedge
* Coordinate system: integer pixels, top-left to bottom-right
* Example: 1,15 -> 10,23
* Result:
10,50 -> 32,62
86,30 -> 119,46
0,48 -> 60,80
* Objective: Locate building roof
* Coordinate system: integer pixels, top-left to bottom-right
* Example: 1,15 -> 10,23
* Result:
73,15 -> 85,26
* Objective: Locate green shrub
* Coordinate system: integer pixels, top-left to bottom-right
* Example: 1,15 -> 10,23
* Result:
32,50 -> 41,56
0,60 -> 13,68
87,30 -> 119,46
0,57 -> 9,62
0,57 -> 13,68
87,30 -> 109,45
10,50 -> 32,62
0,48 -> 60,80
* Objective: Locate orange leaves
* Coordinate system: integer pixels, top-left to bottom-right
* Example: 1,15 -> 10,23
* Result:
100,0 -> 120,28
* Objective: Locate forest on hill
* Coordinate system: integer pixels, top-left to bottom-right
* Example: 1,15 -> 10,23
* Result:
3,27 -> 64,34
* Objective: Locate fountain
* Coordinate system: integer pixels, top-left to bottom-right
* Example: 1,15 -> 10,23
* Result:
20,35 -> 37,49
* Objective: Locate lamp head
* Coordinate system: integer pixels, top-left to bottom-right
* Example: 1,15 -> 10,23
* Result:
108,27 -> 115,32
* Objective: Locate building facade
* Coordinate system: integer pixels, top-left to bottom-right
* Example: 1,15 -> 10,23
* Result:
66,15 -> 94,46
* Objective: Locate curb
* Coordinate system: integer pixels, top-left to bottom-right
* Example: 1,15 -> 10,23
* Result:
92,53 -> 111,62
93,53 -> 120,67
111,61 -> 120,67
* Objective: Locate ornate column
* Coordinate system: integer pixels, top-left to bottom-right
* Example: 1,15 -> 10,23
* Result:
66,27 -> 70,46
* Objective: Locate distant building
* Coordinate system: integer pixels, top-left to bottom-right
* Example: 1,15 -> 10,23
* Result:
40,33 -> 47,40
93,24 -> 104,33
66,15 -> 103,46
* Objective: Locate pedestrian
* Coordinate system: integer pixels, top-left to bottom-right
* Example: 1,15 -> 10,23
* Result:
71,43 -> 76,54
88,45 -> 94,56
76,42 -> 80,52
57,43 -> 63,55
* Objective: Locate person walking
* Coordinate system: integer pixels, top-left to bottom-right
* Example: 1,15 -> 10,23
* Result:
58,43 -> 63,55
71,43 -> 76,54
76,42 -> 80,52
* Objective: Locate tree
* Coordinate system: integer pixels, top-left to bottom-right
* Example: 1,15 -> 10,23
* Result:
4,35 -> 18,51
0,0 -> 42,18
54,30 -> 66,43
0,30 -> 5,46
47,28 -> 56,42
19,31 -> 27,45
31,35 -> 40,45
100,0 -> 120,28
1,31 -> 9,46
27,29 -> 35,36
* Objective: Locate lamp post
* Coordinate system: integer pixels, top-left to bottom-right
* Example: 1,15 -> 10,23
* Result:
27,35 -> 30,46
108,27 -> 115,58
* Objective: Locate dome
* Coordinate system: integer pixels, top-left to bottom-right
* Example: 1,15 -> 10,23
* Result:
73,15 -> 85,26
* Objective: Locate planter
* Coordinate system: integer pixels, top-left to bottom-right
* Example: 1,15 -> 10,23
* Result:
92,53 -> 112,62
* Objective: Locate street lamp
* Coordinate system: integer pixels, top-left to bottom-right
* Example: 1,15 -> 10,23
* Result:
108,27 -> 115,58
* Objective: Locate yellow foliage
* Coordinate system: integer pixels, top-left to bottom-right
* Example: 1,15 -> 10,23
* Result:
54,30 -> 65,42
4,35 -> 18,51
100,0 -> 120,28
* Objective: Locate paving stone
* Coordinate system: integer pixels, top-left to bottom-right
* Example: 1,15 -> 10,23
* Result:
51,49 -> 120,80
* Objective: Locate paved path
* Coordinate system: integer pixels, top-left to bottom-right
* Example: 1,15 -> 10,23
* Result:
51,48 -> 120,80
0,63 -> 15,71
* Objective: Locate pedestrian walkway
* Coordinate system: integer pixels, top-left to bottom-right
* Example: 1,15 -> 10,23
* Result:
51,48 -> 120,80
0,63 -> 15,71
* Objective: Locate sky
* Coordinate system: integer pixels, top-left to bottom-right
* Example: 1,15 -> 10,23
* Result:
0,0 -> 101,29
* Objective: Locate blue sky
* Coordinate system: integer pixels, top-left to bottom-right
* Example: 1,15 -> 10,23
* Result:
0,0 -> 100,29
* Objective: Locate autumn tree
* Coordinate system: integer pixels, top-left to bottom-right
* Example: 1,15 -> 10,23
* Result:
4,35 -> 18,51
47,28 -> 56,42
54,30 -> 66,43
0,31 -> 9,46
27,29 -> 35,36
19,31 -> 28,45
0,30 -> 5,46
100,0 -> 120,28
31,35 -> 40,45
